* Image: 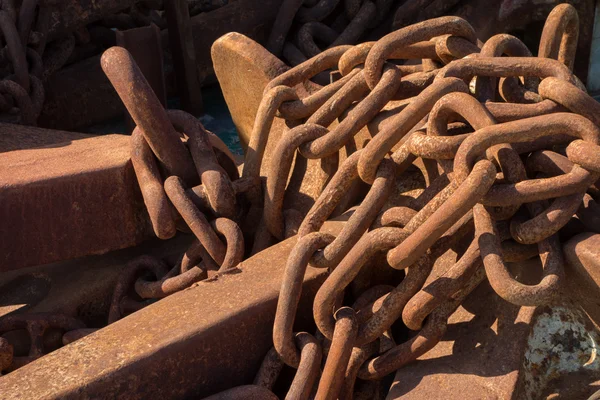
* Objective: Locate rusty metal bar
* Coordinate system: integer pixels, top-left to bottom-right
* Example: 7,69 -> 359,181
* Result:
0,220 -> 347,399
164,0 -> 204,115
116,24 -> 168,134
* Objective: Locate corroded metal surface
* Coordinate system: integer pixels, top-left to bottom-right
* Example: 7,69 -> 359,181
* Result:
387,281 -> 536,399
564,233 -> 600,327
386,284 -> 600,399
212,32 -> 290,151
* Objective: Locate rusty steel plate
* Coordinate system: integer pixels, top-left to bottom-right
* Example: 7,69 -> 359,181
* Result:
387,264 -> 600,399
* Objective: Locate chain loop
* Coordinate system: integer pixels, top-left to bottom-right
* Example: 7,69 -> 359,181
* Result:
0,313 -> 85,371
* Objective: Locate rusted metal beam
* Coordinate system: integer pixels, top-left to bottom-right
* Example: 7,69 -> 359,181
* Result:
0,123 -> 151,271
0,219 -> 346,399
386,281 -> 536,399
164,0 -> 204,115
38,0 -> 285,131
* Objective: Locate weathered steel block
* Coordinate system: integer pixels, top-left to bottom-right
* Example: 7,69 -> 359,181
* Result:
387,282 -> 536,399
0,124 -> 150,271
387,281 -> 600,399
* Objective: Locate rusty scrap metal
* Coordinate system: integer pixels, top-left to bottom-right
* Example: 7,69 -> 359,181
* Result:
0,220 -> 347,398
4,1 -> 600,399
0,124 -> 151,271
4,0 -> 590,134
0,0 -> 51,126
93,46 -> 249,321
37,0 -> 285,131
267,0 -> 469,70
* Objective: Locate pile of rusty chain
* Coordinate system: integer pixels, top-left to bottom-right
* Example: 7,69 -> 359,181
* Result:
0,0 -> 231,128
204,3 -> 600,398
267,0 -> 381,67
0,0 -> 58,125
83,0 -> 228,58
266,0 -> 467,78
96,0 -> 227,31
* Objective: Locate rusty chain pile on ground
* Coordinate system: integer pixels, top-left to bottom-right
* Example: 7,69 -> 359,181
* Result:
201,3 -> 600,398
266,0 -> 464,80
0,0 -> 58,125
0,0 -> 231,128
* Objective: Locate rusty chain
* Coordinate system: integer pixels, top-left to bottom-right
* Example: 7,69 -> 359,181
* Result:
0,0 -> 57,125
201,3 -> 600,398
0,313 -> 86,374
93,46 -> 250,325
